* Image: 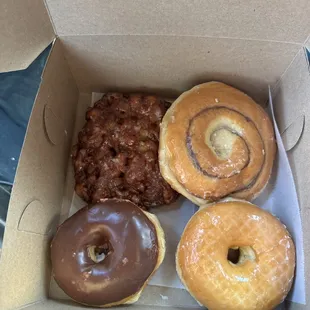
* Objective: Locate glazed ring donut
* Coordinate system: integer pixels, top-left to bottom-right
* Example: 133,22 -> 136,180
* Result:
51,199 -> 165,307
159,82 -> 276,205
176,200 -> 295,310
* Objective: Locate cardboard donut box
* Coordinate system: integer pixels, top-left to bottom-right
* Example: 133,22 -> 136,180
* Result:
1,1 -> 310,309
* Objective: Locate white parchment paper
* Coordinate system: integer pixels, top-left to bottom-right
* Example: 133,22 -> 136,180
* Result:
87,92 -> 305,304
149,198 -> 197,288
253,89 -> 305,304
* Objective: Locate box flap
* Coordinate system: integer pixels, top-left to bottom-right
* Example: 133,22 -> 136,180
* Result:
0,0 -> 55,73
46,0 -> 309,43
0,39 -> 78,310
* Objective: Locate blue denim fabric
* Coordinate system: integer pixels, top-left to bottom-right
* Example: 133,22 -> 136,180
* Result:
0,45 -> 51,184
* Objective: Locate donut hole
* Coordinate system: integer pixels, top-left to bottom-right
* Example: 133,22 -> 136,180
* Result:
227,247 -> 240,264
227,246 -> 256,265
88,241 -> 113,263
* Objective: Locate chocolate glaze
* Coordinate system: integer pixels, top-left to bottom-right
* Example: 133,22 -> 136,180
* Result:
51,199 -> 159,306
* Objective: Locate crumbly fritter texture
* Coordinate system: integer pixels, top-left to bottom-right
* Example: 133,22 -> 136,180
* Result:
72,93 -> 178,209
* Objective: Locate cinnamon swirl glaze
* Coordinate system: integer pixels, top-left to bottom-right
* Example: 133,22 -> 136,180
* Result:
159,82 -> 276,205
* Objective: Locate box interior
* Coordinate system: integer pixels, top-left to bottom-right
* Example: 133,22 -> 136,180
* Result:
0,1 -> 310,309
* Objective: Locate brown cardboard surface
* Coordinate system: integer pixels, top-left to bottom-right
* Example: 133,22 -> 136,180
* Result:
60,35 -> 300,105
45,0 -> 310,43
57,93 -> 92,225
0,231 -> 50,309
0,40 -> 78,310
1,2 -> 310,309
273,48 -> 310,307
0,0 -> 54,72
273,49 -> 310,134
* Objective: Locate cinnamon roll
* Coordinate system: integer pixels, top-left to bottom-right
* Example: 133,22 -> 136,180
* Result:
159,82 -> 276,205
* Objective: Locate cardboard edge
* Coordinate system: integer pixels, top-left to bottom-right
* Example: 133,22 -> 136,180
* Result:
43,0 -> 57,37
304,35 -> 310,51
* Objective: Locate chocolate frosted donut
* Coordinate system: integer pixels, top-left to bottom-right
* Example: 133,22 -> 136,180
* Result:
50,199 -> 165,307
72,92 -> 178,209
159,82 -> 276,205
